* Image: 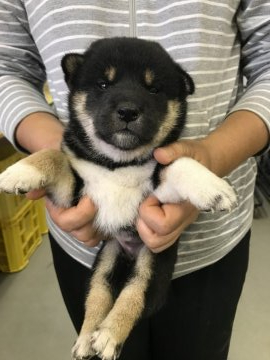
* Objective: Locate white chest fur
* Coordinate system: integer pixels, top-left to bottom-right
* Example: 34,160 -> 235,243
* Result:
70,158 -> 155,234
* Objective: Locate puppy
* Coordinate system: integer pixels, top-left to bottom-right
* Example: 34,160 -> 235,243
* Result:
0,37 -> 237,360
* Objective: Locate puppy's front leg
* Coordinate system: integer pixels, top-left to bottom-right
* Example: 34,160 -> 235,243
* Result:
72,240 -> 120,360
154,157 -> 237,211
91,246 -> 153,360
0,149 -> 75,207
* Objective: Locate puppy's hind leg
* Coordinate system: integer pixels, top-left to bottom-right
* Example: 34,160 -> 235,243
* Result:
72,240 -> 120,360
91,246 -> 154,360
0,149 -> 75,207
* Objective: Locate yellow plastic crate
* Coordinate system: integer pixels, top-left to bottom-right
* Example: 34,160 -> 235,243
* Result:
0,137 -> 48,272
36,199 -> 48,235
0,200 -> 43,272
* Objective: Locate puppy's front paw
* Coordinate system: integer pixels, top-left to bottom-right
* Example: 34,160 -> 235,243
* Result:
154,157 -> 237,212
0,161 -> 47,194
191,176 -> 237,212
72,334 -> 95,360
91,328 -> 123,360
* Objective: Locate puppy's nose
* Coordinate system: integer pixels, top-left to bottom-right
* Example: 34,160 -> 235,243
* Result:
117,106 -> 140,123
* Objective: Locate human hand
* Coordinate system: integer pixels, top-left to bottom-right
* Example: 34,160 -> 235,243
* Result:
137,140 -> 213,253
153,139 -> 213,171
26,190 -> 102,247
137,196 -> 199,253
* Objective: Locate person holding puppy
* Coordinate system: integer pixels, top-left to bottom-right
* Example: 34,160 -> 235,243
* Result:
0,1 -> 269,360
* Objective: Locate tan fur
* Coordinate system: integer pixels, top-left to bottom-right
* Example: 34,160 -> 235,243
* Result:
145,69 -> 154,85
72,92 -> 88,119
64,54 -> 84,78
93,247 -> 153,345
24,149 -> 68,178
79,241 -> 120,335
151,99 -> 181,146
105,66 -> 116,81
24,149 -> 75,207
72,93 -> 181,164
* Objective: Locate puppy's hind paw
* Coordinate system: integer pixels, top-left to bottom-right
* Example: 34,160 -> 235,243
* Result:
0,161 -> 47,195
91,328 -> 123,360
72,334 -> 95,360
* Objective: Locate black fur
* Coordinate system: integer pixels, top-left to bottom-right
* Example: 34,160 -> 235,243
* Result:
61,37 -> 194,359
62,36 -> 194,317
62,37 -> 194,169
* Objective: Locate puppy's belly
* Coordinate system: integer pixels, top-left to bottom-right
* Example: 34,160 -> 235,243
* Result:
115,228 -> 144,257
70,156 -> 155,234
84,181 -> 151,235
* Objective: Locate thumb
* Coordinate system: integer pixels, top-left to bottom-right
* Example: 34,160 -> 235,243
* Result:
154,141 -> 191,165
26,189 -> 46,200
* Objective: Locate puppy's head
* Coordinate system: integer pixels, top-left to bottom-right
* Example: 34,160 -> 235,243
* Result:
62,38 -> 194,162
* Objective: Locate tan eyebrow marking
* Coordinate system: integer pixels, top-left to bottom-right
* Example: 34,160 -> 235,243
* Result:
145,69 -> 154,86
105,66 -> 116,81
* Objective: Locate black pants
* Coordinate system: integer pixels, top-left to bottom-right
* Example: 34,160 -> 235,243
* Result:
49,231 -> 250,360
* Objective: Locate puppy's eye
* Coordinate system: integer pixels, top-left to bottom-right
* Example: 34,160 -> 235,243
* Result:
149,86 -> 159,94
97,80 -> 109,90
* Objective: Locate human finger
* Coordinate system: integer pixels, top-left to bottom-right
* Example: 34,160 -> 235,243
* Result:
137,199 -> 199,252
153,141 -> 192,164
70,226 -> 103,247
26,188 -> 46,200
45,195 -> 97,233
136,217 -> 178,253
138,196 -> 197,236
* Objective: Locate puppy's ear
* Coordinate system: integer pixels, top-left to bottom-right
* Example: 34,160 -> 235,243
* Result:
61,53 -> 84,88
182,71 -> 195,96
175,64 -> 195,96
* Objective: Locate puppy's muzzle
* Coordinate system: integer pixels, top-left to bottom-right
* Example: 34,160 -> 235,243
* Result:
117,104 -> 140,123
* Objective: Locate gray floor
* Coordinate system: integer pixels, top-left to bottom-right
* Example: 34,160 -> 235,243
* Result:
0,199 -> 269,360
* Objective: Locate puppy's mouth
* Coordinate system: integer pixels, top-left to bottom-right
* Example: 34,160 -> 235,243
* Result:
111,129 -> 140,150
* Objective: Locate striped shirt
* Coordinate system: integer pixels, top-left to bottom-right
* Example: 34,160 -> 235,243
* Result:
0,0 -> 270,277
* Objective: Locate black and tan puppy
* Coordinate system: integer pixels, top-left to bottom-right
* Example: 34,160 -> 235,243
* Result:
0,38 -> 237,360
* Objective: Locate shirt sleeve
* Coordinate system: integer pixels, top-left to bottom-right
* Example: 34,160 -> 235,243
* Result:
0,1 -> 56,147
229,0 -> 270,143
